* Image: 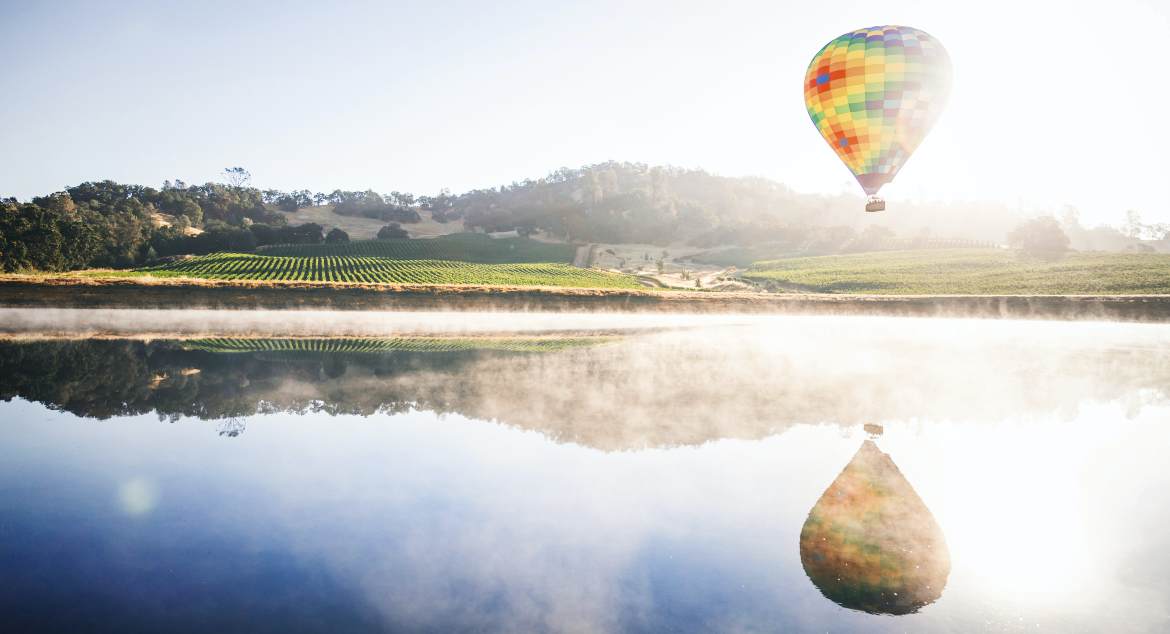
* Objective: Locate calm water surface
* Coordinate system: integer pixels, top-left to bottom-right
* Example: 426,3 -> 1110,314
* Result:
1,313 -> 1168,632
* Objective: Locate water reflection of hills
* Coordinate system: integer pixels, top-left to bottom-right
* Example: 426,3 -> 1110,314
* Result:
801,440 -> 950,615
2,326 -> 1169,450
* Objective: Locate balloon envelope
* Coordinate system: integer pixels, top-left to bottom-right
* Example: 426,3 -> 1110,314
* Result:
804,25 -> 951,196
800,440 -> 951,615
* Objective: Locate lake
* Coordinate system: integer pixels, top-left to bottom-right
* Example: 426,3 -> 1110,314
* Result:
2,311 -> 1168,632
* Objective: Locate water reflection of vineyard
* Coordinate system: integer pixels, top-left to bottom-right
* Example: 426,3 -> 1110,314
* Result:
183,337 -> 616,354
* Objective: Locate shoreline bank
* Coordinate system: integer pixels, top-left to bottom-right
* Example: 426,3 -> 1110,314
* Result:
2,277 -> 1170,322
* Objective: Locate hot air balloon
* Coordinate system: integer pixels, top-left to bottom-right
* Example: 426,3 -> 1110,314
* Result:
804,26 -> 951,212
800,439 -> 951,615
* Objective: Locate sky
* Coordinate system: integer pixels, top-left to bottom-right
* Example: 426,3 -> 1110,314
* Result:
2,0 -> 1168,226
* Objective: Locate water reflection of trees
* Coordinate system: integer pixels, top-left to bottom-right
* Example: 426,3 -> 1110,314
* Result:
2,331 -> 1169,450
0,339 -> 495,421
800,440 -> 949,614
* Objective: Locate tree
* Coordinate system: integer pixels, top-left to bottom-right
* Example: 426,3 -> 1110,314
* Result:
31,192 -> 77,214
274,191 -> 313,212
377,223 -> 409,240
248,223 -> 280,247
223,167 -> 251,188
857,225 -> 895,249
282,223 -> 324,244
332,190 -> 421,223
1123,210 -> 1144,239
1121,209 -> 1169,241
1007,216 -> 1070,260
385,191 -> 411,206
325,228 -> 349,244
0,200 -> 108,271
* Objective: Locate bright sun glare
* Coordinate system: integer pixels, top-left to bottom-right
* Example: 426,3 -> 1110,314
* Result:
883,2 -> 1168,221
889,415 -> 1118,611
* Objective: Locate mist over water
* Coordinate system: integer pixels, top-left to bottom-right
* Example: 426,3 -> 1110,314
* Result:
2,311 -> 1169,632
0,307 -> 761,337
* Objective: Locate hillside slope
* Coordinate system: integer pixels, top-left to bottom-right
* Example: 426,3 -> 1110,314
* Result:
258,233 -> 574,263
277,205 -> 461,240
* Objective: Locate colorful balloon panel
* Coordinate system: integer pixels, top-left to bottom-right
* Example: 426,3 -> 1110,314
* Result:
804,25 -> 951,196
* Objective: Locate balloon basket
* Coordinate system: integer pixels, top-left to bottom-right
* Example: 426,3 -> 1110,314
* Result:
865,197 -> 886,213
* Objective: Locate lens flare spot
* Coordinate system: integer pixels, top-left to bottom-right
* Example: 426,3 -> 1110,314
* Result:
118,478 -> 158,516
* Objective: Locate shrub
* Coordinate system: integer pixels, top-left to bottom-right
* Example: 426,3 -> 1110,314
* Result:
377,223 -> 409,240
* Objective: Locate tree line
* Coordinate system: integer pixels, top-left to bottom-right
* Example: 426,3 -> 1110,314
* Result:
0,172 -> 430,272
0,339 -> 489,421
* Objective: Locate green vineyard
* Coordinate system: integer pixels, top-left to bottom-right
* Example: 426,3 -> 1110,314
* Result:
135,252 -> 643,289
181,336 -> 617,354
743,249 -> 1170,294
258,233 -> 575,263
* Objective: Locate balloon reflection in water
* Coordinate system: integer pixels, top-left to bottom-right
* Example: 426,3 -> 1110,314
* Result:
800,440 -> 950,615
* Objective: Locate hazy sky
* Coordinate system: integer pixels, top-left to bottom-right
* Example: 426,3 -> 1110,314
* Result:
2,0 -> 1167,225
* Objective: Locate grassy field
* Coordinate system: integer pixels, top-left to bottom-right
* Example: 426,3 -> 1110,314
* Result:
259,233 -> 575,263
130,252 -> 643,289
691,240 -> 1001,269
743,249 -> 1170,294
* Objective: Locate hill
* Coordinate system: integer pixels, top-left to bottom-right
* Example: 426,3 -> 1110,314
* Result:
743,250 -> 1170,295
442,162 -> 1029,246
6,163 -> 1164,276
